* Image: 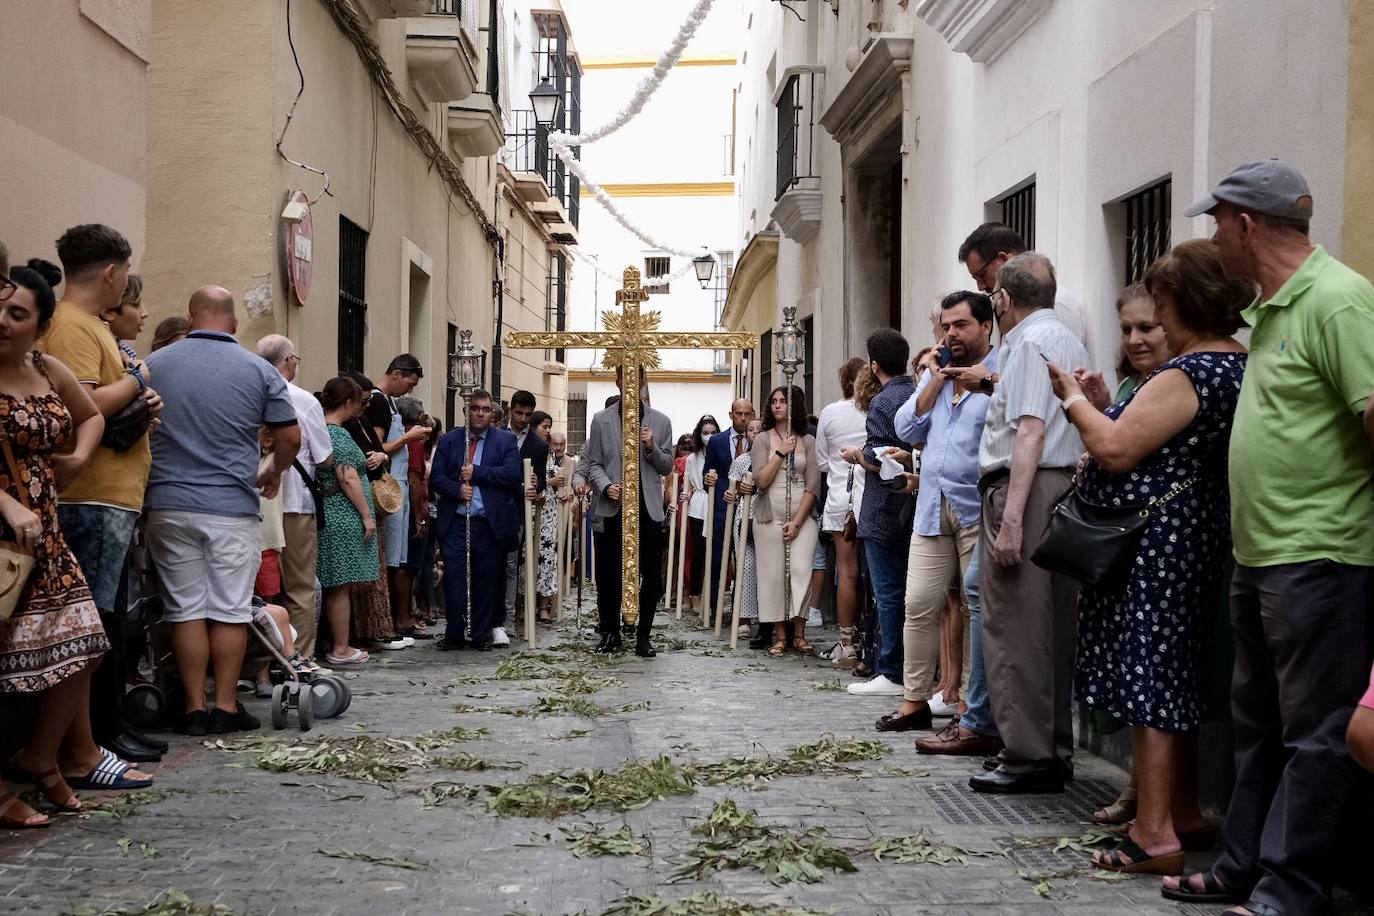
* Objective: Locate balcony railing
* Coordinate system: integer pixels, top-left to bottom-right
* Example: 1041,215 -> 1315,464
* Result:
775,68 -> 820,201
428,0 -> 477,47
504,108 -> 581,228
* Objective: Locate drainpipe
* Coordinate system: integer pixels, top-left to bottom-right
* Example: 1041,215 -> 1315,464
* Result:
491,234 -> 506,402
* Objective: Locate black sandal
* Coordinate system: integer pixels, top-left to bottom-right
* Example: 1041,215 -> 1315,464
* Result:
1091,836 -> 1182,875
1160,870 -> 1242,904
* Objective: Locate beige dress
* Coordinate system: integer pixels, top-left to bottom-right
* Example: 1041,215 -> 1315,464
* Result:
750,432 -> 820,623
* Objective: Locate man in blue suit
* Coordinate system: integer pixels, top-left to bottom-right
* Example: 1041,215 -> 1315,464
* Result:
702,398 -> 756,628
431,389 -> 524,651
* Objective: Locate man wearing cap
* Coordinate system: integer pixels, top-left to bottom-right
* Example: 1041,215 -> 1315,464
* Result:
1162,160 -> 1374,916
366,355 -> 432,641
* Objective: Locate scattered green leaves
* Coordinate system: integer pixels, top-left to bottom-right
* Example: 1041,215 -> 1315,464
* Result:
559,822 -> 646,858
483,756 -> 696,819
316,848 -> 429,870
433,751 -> 524,772
696,736 -> 891,787
83,788 -> 181,820
598,894 -> 829,916
869,833 -> 995,866
673,800 -> 855,886
64,888 -> 236,916
810,679 -> 844,692
420,781 -> 481,808
240,726 -> 487,783
551,728 -> 593,740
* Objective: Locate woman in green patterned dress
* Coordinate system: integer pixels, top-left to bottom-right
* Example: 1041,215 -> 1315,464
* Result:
316,376 -> 379,667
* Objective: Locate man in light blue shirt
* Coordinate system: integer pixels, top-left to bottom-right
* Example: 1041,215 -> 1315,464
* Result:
875,291 -> 1000,745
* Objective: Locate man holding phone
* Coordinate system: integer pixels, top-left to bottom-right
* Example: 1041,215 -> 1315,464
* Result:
881,291 -> 999,742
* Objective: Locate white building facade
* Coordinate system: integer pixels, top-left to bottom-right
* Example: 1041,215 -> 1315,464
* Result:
728,0 -> 1354,411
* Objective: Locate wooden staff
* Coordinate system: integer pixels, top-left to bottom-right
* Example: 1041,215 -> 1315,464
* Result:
729,472 -> 754,650
523,459 -> 537,647
673,485 -> 689,619
701,481 -> 717,629
554,498 -> 568,621
714,480 -> 737,637
663,472 -> 679,612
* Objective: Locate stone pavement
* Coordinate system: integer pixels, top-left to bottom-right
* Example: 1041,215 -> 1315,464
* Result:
1,604 -> 1370,916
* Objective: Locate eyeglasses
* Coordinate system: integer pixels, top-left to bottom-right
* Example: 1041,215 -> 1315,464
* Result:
0,274 -> 16,304
969,259 -> 996,288
286,354 -> 303,364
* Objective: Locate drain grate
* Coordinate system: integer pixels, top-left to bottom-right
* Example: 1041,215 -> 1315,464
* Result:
1006,843 -> 1091,872
921,778 -> 1119,826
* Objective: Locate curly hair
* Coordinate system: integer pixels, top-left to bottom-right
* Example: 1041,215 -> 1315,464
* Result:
853,365 -> 880,413
761,385 -> 808,436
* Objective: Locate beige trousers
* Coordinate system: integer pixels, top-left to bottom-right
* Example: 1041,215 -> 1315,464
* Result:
280,513 -> 319,658
901,497 -> 978,703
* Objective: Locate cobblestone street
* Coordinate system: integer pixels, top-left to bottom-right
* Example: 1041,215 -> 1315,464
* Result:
0,605 -> 1367,916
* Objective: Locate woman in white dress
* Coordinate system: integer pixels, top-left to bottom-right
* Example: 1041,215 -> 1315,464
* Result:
723,418 -> 764,628
750,386 -> 820,656
531,412 -> 560,621
813,358 -> 869,668
681,415 -> 719,616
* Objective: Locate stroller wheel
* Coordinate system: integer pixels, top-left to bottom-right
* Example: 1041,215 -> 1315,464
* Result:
335,677 -> 353,715
309,677 -> 343,719
125,683 -> 167,729
270,684 -> 288,731
297,683 -> 314,732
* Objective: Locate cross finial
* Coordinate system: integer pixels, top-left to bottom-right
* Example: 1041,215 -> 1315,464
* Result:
617,267 -> 650,306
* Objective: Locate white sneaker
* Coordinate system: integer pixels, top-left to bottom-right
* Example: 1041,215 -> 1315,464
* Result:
375,637 -> 412,650
807,607 -> 822,627
929,691 -> 958,718
491,627 -> 511,647
846,675 -> 904,696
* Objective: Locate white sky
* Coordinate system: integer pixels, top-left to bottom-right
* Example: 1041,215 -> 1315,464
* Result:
559,0 -> 741,60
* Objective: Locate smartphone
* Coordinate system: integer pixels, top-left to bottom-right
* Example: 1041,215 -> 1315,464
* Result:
936,345 -> 953,368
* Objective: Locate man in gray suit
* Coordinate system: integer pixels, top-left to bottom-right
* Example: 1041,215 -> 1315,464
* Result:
580,369 -> 674,656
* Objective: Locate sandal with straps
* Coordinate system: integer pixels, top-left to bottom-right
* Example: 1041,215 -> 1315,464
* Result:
792,636 -> 815,655
1091,785 -> 1137,825
767,638 -> 787,657
1092,835 -> 1183,875
0,788 -> 50,829
9,761 -> 80,812
1161,870 -> 1243,904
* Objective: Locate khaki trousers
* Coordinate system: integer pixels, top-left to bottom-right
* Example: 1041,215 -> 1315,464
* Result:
980,468 -> 1078,774
901,498 -> 977,703
280,513 -> 319,658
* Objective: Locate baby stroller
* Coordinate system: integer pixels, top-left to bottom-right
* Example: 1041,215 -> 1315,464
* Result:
247,601 -> 352,731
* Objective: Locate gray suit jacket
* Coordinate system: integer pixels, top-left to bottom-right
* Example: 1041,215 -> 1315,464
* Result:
581,402 -> 674,523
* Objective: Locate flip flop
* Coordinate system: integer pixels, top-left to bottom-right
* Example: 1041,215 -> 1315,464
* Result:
326,649 -> 369,667
1092,836 -> 1183,875
64,748 -> 154,792
1160,870 -> 1242,904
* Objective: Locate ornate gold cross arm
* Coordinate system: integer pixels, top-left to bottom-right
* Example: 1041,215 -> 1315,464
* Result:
503,266 -> 758,626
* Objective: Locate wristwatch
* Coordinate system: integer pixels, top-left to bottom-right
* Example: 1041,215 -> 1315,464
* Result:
978,377 -> 994,394
775,450 -> 786,460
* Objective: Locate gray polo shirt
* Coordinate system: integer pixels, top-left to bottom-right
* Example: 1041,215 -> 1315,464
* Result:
145,330 -> 297,518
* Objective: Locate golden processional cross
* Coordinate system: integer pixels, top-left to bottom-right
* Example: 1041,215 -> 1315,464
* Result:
505,266 -> 757,623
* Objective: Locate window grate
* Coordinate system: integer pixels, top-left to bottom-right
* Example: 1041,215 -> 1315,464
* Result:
644,256 -> 671,294
1124,178 -> 1172,284
801,315 -> 814,416
759,329 -> 773,410
1000,183 -> 1036,251
567,393 -> 587,455
338,217 -> 368,375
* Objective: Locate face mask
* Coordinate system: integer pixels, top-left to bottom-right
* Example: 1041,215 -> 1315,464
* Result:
702,432 -> 713,444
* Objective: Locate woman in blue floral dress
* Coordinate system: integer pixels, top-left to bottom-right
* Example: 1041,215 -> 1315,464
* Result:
1048,240 -> 1251,877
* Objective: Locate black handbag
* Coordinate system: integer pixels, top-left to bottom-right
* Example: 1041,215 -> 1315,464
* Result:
1030,476 -> 1194,587
101,396 -> 152,453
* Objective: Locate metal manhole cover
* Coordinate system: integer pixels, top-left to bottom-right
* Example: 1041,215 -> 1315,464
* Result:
1007,844 -> 1092,872
921,778 -> 1119,826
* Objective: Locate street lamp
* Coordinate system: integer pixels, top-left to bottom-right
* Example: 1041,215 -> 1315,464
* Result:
451,328 -> 481,641
529,78 -> 563,127
773,305 -> 805,622
693,253 -> 716,290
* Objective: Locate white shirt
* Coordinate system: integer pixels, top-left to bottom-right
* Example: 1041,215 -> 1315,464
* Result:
978,308 -> 1090,476
685,449 -> 709,520
813,398 -> 868,531
1055,284 -> 1090,352
283,381 -> 333,515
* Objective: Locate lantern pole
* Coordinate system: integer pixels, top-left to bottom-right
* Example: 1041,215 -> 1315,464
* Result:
775,307 -> 804,631
452,329 -> 481,642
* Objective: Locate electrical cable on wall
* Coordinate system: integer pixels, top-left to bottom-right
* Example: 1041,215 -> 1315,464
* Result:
278,0 -> 333,204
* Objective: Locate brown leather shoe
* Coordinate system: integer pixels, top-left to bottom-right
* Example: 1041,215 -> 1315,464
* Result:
875,706 -> 933,732
914,721 -> 1004,756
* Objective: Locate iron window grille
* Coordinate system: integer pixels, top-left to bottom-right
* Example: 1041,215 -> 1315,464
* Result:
775,70 -> 819,201
644,256 -> 671,295
759,329 -> 773,407
338,217 -> 368,375
1124,178 -> 1172,284
567,393 -> 587,455
1000,182 -> 1036,250
802,314 -> 814,415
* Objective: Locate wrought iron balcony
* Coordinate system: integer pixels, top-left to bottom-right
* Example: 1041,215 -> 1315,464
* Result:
772,66 -> 824,244
504,108 -> 580,230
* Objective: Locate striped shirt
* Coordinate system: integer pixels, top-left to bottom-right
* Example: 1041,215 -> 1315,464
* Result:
978,309 -> 1089,475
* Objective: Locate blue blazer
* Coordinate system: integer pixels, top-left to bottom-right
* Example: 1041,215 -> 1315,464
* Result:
431,425 -> 523,550
703,428 -> 737,525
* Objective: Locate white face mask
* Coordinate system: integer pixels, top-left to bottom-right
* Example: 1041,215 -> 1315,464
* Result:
702,432 -> 714,445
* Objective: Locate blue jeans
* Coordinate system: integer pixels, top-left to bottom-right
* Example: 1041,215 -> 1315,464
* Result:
865,537 -> 909,681
58,503 -> 139,612
959,544 -> 998,736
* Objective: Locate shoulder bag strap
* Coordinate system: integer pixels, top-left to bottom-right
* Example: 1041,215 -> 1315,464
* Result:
0,434 -> 28,511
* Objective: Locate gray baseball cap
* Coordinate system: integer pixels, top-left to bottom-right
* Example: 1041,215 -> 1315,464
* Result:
1184,158 -> 1313,220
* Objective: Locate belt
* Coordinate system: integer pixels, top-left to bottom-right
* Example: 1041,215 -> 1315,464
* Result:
977,468 -> 1010,495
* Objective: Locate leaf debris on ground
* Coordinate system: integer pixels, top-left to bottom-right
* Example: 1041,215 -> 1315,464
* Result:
64,888 -> 237,915
869,833 -> 996,865
560,822 -> 647,858
316,847 -> 429,870
598,893 -> 830,916
672,799 -> 856,885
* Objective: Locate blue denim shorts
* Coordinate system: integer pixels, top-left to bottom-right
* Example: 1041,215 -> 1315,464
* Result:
812,536 -> 829,571
57,503 -> 139,612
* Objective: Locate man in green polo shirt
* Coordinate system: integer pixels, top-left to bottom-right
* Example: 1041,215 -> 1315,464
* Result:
1162,160 -> 1374,916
